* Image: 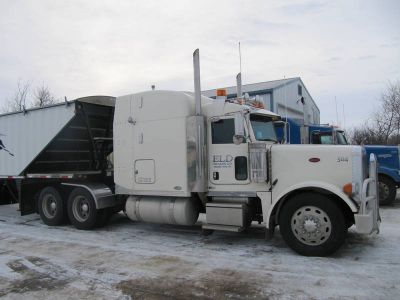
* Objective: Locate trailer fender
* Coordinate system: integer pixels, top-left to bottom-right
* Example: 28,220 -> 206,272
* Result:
62,182 -> 116,209
266,181 -> 358,228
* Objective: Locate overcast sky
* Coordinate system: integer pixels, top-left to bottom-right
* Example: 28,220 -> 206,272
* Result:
0,0 -> 399,128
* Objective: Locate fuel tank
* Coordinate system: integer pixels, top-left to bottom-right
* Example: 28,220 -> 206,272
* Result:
125,196 -> 200,226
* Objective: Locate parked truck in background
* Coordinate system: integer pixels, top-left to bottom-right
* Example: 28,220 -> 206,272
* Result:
0,50 -> 380,256
276,117 -> 399,205
275,117 -> 348,145
364,145 -> 400,205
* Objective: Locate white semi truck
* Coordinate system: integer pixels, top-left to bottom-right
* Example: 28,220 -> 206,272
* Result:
0,50 -> 379,256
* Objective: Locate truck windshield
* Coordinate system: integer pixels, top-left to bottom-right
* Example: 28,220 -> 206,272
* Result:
250,114 -> 277,142
336,131 -> 348,145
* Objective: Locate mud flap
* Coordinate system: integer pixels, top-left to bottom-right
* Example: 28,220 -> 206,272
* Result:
19,179 -> 39,216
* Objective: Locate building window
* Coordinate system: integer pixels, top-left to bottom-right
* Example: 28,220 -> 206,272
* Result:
298,85 -> 302,96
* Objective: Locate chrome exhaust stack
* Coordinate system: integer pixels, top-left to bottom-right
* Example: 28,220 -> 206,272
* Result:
193,49 -> 202,116
236,72 -> 242,99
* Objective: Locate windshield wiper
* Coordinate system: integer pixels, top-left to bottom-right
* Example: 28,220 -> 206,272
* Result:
258,138 -> 277,142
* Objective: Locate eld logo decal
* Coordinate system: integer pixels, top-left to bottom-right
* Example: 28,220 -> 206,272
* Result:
213,154 -> 233,169
0,134 -> 14,156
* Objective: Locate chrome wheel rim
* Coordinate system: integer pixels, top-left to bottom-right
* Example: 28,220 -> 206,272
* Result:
291,206 -> 332,246
42,194 -> 57,219
72,195 -> 90,222
378,182 -> 389,202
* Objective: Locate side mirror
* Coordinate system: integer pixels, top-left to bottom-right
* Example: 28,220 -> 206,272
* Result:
274,120 -> 287,144
233,112 -> 245,145
273,120 -> 286,128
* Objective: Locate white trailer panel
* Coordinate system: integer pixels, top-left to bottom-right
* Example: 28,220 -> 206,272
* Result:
0,96 -> 115,176
0,104 -> 75,176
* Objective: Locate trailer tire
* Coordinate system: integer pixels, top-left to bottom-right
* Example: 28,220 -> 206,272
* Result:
38,187 -> 67,226
279,193 -> 347,257
67,188 -> 100,230
378,176 -> 396,206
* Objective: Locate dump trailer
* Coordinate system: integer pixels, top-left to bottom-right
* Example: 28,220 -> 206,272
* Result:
0,96 -> 119,225
0,50 -> 380,256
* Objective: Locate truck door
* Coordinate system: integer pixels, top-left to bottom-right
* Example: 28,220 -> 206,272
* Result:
208,116 -> 250,185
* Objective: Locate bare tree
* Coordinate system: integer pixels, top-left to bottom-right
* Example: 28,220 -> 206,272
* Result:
382,81 -> 400,144
32,84 -> 56,107
349,123 -> 379,145
350,81 -> 400,145
2,80 -> 31,113
1,81 -> 60,113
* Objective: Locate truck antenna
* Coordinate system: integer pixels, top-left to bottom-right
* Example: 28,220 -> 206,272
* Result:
238,42 -> 242,75
335,96 -> 339,126
342,103 -> 346,129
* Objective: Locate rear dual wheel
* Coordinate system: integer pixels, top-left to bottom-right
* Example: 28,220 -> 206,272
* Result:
38,187 -> 67,226
38,186 -> 112,229
67,187 -> 112,230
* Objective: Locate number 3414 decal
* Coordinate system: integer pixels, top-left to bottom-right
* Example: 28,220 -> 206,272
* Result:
337,156 -> 349,163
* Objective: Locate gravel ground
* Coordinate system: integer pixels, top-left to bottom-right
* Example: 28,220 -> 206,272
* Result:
0,193 -> 399,300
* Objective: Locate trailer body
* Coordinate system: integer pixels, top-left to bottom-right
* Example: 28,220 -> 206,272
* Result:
0,96 -> 116,211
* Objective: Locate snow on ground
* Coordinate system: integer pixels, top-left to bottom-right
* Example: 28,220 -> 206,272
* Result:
0,193 -> 400,299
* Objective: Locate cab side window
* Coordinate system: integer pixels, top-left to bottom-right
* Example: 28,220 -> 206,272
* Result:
211,118 -> 246,144
211,119 -> 235,144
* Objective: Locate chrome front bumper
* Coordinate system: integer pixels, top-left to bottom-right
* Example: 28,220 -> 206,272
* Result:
354,154 -> 380,234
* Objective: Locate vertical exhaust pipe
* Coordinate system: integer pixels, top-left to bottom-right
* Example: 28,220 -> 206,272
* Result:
236,72 -> 242,99
193,49 -> 202,116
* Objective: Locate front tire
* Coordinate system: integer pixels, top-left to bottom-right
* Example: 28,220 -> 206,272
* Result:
67,188 -> 100,230
38,186 -> 67,226
378,176 -> 396,206
279,193 -> 347,256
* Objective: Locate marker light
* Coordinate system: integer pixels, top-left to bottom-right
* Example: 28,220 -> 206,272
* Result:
343,183 -> 353,196
216,89 -> 227,97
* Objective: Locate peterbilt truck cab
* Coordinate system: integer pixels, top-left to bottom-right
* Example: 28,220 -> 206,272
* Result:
114,86 -> 379,256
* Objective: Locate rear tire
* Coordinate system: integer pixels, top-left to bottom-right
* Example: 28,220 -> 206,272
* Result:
378,176 -> 396,205
38,187 -> 66,226
67,188 -> 100,230
279,193 -> 347,256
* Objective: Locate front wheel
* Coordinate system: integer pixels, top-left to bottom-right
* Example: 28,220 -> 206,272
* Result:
279,193 -> 347,256
378,176 -> 396,206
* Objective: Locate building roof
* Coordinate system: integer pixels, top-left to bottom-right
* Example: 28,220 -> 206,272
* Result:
202,77 -> 319,113
202,77 -> 299,96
